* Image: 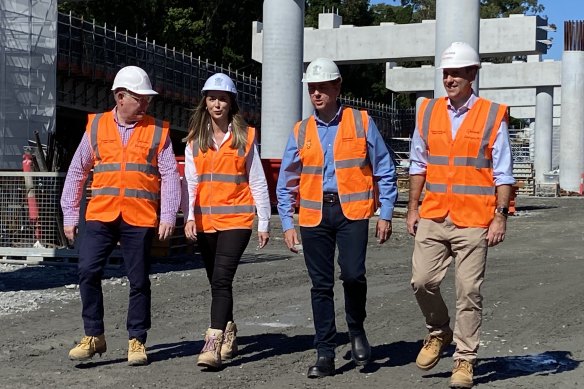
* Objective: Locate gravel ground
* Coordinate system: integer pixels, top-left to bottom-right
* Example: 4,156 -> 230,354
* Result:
0,196 -> 583,389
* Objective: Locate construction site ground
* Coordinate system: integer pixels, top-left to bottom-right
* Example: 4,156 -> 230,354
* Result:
1,196 -> 583,389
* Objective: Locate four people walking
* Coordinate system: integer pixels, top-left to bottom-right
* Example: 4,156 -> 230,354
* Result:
61,44 -> 512,388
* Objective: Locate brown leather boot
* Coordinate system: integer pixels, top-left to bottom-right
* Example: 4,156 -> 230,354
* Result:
450,359 -> 474,388
68,335 -> 107,360
197,328 -> 223,369
128,338 -> 148,366
416,330 -> 453,370
221,321 -> 238,360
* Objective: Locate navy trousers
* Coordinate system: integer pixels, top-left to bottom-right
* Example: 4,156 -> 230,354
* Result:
300,201 -> 369,357
78,217 -> 154,343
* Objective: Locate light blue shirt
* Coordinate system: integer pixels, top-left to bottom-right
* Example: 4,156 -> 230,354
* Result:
277,105 -> 398,232
409,94 -> 516,186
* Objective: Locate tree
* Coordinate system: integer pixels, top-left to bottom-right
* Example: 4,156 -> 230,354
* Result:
58,0 -> 264,70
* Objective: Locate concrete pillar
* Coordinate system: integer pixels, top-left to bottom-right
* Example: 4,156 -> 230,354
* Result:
534,87 -> 553,183
529,121 -> 536,162
434,0 -> 480,97
560,50 -> 584,192
261,0 -> 304,159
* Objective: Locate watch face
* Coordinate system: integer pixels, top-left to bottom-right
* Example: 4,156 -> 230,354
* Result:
496,207 -> 509,215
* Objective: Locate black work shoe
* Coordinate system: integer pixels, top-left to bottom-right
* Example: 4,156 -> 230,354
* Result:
307,356 -> 335,378
350,333 -> 371,366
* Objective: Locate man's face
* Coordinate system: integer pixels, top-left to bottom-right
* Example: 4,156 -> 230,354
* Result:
442,67 -> 476,103
307,80 -> 341,112
117,90 -> 152,122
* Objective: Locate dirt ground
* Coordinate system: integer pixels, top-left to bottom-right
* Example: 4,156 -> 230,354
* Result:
1,196 -> 583,389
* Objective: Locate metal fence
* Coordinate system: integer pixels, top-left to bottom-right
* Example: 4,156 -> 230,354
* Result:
56,12 -> 415,138
0,172 -> 68,254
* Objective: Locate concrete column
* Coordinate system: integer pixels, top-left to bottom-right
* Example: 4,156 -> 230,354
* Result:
534,87 -> 553,183
261,0 -> 304,159
560,50 -> 584,192
434,0 -> 480,97
529,121 -> 536,162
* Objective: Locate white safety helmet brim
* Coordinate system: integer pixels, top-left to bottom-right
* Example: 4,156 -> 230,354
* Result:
111,66 -> 158,95
202,73 -> 238,96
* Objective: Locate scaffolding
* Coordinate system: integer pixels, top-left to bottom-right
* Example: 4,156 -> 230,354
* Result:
0,0 -> 57,170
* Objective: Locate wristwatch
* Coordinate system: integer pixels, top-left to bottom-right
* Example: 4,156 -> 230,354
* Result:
494,206 -> 509,217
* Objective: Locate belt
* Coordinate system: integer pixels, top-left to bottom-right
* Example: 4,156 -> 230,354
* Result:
323,192 -> 339,203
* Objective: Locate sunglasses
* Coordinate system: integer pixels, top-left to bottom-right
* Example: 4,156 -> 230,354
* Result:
122,92 -> 153,104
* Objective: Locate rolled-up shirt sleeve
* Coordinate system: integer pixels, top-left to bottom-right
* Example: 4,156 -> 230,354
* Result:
492,120 -> 516,186
408,128 -> 428,175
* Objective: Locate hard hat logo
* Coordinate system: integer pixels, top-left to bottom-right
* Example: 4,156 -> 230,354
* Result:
311,65 -> 322,75
202,73 -> 238,95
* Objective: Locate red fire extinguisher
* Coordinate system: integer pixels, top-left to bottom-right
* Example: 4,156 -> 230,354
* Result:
22,151 -> 42,241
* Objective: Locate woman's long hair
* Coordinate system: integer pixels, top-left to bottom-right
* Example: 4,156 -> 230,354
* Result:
184,93 -> 248,152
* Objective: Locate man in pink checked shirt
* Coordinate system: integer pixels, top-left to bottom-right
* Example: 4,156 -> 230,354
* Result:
60,66 -> 181,366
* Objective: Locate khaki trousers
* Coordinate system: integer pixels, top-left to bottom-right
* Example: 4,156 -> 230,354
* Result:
411,217 -> 488,361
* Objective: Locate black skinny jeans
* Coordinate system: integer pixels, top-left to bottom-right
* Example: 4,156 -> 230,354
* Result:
197,229 -> 252,330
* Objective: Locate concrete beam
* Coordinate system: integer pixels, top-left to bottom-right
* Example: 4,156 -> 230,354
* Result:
386,61 -> 561,92
252,14 -> 551,64
510,105 -> 561,119
479,87 -> 561,107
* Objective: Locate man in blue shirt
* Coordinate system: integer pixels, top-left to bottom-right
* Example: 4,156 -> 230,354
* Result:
276,58 -> 398,378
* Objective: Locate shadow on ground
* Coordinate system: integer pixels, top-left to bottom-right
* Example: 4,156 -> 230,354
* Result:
421,350 -> 580,385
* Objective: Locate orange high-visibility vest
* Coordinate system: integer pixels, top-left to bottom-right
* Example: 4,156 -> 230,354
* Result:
418,97 -> 508,227
192,127 -> 256,232
294,107 -> 375,227
85,111 -> 168,227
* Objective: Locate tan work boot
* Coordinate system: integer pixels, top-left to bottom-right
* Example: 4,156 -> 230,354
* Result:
197,328 -> 224,369
128,338 -> 148,366
69,335 -> 107,361
450,359 -> 474,388
415,330 -> 453,370
221,321 -> 238,360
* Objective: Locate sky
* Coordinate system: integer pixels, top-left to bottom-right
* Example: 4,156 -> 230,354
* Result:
370,0 -> 584,60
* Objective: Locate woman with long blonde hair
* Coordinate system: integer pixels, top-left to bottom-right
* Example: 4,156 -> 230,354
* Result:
183,73 -> 270,370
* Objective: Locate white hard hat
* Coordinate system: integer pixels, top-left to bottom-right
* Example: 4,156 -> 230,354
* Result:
111,66 -> 158,95
438,42 -> 482,69
202,73 -> 237,95
302,58 -> 342,83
